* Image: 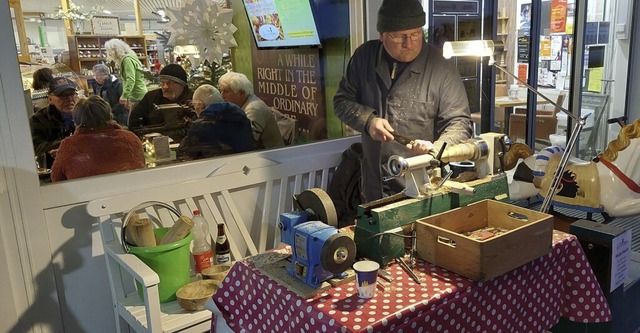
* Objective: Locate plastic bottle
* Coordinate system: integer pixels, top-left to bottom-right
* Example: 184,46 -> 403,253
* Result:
191,210 -> 213,273
215,223 -> 231,265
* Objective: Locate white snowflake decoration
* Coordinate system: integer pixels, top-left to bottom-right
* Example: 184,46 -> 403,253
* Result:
166,0 -> 238,65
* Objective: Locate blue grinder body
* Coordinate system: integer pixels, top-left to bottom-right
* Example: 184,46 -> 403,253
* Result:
280,210 -> 353,289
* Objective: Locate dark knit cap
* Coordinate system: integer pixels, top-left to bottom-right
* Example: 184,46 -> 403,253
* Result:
159,64 -> 188,87
377,0 -> 426,32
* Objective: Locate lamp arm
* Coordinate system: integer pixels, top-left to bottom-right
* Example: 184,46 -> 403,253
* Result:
539,121 -> 585,213
493,64 -> 581,123
491,63 -> 588,214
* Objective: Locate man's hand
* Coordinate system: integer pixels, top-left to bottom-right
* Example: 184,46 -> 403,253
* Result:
367,117 -> 395,142
406,140 -> 434,155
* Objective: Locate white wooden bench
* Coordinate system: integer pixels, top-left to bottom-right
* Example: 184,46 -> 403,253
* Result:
86,143 -> 352,333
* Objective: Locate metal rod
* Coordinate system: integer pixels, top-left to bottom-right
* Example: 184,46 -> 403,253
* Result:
539,121 -> 586,213
492,64 -> 581,123
395,258 -> 422,285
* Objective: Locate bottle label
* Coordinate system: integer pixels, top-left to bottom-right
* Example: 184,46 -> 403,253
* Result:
216,235 -> 227,245
193,250 -> 213,273
216,253 -> 231,264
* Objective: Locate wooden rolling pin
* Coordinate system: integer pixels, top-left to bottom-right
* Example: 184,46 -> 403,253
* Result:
125,214 -> 156,247
159,216 -> 194,245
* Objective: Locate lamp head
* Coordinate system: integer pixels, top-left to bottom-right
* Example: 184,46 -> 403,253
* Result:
442,40 -> 503,65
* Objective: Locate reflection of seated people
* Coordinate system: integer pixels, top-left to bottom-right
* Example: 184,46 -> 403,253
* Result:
177,84 -> 254,161
31,67 -> 55,111
218,71 -> 284,149
50,96 -> 145,182
30,77 -> 78,167
90,64 -> 128,127
128,64 -> 194,141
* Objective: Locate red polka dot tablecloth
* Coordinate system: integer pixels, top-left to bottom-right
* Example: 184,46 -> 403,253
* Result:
213,230 -> 611,333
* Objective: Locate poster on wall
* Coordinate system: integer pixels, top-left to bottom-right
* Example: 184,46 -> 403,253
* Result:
251,44 -> 326,141
550,0 -> 568,34
517,36 -> 530,63
540,36 -> 552,60
519,4 -> 531,36
565,2 -> 575,34
518,64 -> 528,84
551,35 -> 563,61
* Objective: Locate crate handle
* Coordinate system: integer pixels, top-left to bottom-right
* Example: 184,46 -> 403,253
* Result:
437,236 -> 456,248
507,211 -> 529,222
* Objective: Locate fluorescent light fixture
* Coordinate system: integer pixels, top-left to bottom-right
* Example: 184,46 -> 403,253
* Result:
442,40 -> 588,214
443,40 -> 497,59
103,10 -> 112,14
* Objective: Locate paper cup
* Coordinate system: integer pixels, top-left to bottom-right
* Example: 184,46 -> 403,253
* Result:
353,260 -> 380,299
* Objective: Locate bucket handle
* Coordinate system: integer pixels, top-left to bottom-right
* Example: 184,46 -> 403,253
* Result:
121,201 -> 182,253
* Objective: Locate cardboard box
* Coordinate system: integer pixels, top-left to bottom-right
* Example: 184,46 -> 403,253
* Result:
415,200 -> 553,281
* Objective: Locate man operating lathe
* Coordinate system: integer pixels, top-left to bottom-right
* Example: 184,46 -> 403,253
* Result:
333,0 -> 473,203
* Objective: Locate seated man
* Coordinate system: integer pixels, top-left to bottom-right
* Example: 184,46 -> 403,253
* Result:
128,64 -> 194,141
177,84 -> 254,160
218,71 -> 285,149
30,77 -> 78,166
91,64 -> 128,126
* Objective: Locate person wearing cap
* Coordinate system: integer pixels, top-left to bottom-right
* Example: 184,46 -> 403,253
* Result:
333,0 -> 472,202
218,71 -> 285,150
128,64 -> 194,132
29,76 -> 79,166
50,96 -> 145,182
177,84 -> 254,161
104,38 -> 148,121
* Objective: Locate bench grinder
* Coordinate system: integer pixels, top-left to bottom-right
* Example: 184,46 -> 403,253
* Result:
279,188 -> 357,289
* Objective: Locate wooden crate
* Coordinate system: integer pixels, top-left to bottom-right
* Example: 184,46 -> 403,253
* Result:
415,199 -> 553,281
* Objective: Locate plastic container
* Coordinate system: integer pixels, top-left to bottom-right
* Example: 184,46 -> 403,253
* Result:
191,210 -> 213,273
128,227 -> 193,303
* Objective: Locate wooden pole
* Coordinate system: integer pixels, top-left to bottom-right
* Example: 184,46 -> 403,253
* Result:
159,216 -> 194,245
125,213 -> 156,247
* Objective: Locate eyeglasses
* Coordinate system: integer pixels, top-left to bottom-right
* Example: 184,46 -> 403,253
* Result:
56,92 -> 78,100
387,32 -> 423,43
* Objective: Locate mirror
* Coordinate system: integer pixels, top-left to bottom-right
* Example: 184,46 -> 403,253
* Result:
17,0 -> 353,184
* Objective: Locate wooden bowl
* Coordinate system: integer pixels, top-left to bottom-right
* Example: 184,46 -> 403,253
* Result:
201,264 -> 231,286
176,280 -> 218,311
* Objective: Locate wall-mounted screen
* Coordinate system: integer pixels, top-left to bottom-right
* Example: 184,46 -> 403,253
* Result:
242,0 -> 321,49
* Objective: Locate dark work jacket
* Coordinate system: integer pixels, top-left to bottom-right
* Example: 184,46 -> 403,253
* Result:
333,39 -> 473,202
177,102 -> 254,160
29,104 -> 75,166
91,75 -> 128,126
128,87 -> 193,130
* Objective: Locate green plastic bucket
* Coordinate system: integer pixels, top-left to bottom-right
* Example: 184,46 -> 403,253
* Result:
128,228 -> 193,303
